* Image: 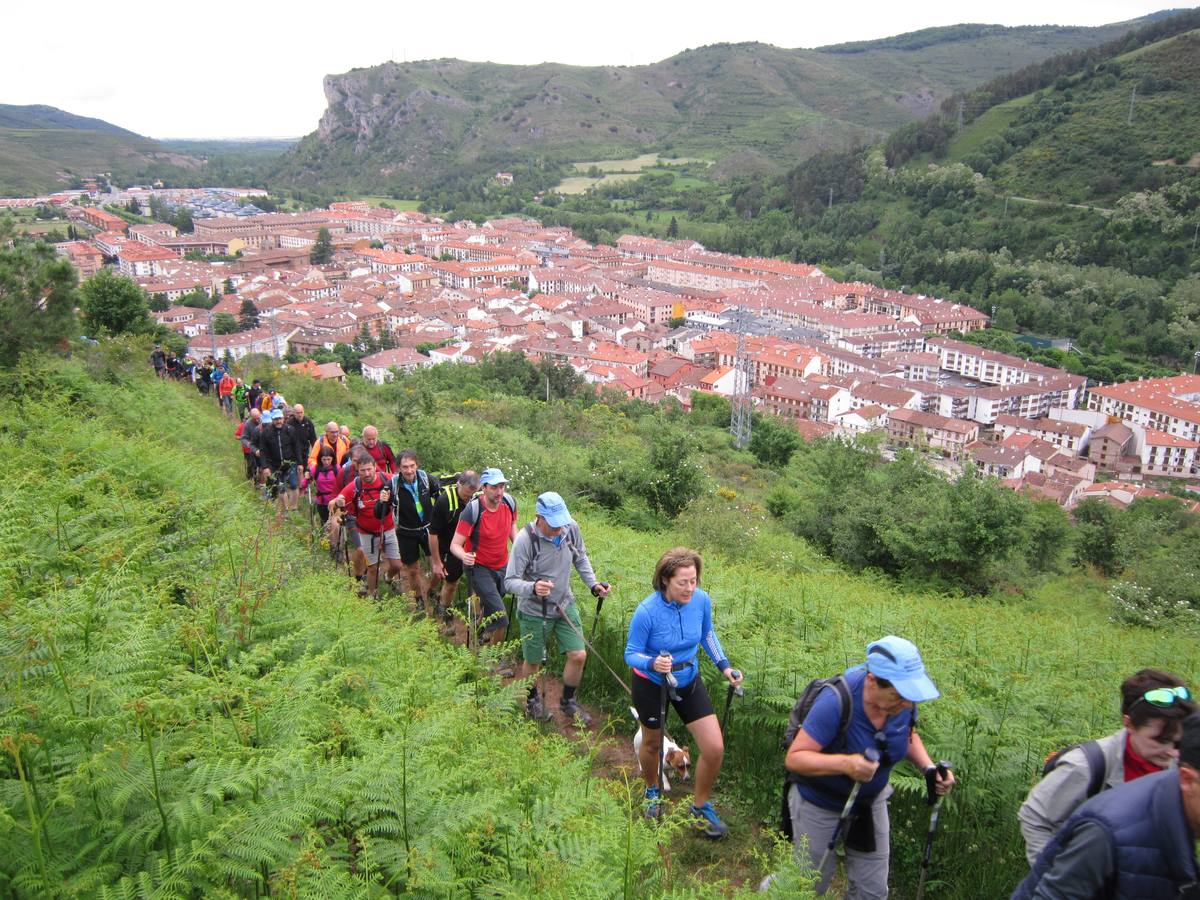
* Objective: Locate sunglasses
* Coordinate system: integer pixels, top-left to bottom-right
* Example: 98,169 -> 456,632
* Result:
1141,686 -> 1192,708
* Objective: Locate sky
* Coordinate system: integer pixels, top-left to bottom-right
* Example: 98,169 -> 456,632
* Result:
1,0 -> 1184,139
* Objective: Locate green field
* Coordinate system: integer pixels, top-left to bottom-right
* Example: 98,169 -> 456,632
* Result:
351,195 -> 423,211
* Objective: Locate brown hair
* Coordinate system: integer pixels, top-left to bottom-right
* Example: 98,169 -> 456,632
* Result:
1121,668 -> 1196,730
652,547 -> 703,593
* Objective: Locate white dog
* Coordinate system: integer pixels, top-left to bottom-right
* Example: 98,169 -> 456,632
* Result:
631,707 -> 691,792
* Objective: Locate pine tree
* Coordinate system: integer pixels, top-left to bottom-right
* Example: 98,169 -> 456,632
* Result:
310,227 -> 334,264
0,228 -> 78,365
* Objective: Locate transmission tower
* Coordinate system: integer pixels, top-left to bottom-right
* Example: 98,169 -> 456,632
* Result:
730,331 -> 753,449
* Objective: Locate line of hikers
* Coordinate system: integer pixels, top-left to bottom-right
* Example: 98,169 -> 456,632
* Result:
207,366 -> 1198,898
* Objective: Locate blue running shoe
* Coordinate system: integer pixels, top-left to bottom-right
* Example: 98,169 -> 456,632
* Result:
690,802 -> 729,838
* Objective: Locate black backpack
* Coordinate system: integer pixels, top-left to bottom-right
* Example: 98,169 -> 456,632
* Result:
1040,740 -> 1106,799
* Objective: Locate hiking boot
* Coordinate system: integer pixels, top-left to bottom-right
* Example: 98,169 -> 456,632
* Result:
525,694 -> 552,721
643,786 -> 662,819
690,802 -> 729,839
490,660 -> 516,678
559,698 -> 592,726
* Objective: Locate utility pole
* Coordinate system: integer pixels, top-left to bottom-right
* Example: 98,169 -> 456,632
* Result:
730,330 -> 753,449
1194,351 -> 1200,375
828,187 -> 834,210
957,99 -> 965,130
1004,196 -> 1010,218
1192,219 -> 1199,253
207,309 -> 217,360
1128,88 -> 1136,126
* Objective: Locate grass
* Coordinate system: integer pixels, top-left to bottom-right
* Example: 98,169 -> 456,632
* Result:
350,195 -> 422,211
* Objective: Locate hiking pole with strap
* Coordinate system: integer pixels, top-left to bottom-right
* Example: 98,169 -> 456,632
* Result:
657,651 -> 678,805
587,585 -> 609,644
720,670 -> 744,736
915,760 -> 952,900
816,747 -> 881,876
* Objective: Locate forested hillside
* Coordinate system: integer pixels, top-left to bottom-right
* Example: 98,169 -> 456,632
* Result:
267,15 -> 1158,196
3,341 -> 1199,896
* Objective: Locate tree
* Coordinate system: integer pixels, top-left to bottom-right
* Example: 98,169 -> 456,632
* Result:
223,277 -> 235,295
0,229 -> 78,366
667,315 -> 687,329
79,269 -> 151,336
172,207 -> 194,234
147,293 -> 170,312
211,312 -> 239,335
310,227 -> 333,264
748,414 -> 801,468
178,288 -> 217,310
238,299 -> 260,331
667,216 -> 679,238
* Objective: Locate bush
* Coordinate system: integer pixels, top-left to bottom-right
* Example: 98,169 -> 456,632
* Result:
1108,580 -> 1199,628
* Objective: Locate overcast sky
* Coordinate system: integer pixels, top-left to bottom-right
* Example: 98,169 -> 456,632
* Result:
2,0 -> 1183,139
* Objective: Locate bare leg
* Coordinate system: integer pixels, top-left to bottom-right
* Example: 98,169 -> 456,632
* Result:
365,564 -> 380,598
562,649 -> 586,690
638,725 -> 663,788
684,714 -> 724,807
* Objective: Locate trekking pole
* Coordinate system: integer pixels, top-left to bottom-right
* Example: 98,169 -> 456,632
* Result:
720,670 -> 744,736
915,760 -> 952,900
816,747 -> 881,876
657,650 -> 674,804
587,586 -> 609,644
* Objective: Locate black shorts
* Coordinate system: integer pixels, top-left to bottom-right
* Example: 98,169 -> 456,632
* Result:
441,551 -> 463,583
631,671 -> 715,729
396,530 -> 430,565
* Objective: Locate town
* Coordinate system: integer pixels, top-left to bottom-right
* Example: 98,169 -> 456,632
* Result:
7,183 -> 1199,510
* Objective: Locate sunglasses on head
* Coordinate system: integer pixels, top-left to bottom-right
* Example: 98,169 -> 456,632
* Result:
1141,686 -> 1191,708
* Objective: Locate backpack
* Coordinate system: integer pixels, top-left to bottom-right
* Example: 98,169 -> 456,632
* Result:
1040,740 -> 1106,800
460,494 -> 518,553
777,675 -> 917,840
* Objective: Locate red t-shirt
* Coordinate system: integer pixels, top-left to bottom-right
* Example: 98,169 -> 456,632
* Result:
454,499 -> 515,570
338,474 -> 394,535
1123,732 -> 1163,781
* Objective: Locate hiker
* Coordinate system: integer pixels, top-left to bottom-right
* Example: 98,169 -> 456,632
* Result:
255,409 -> 300,512
429,470 -> 481,625
150,345 -> 166,378
232,378 -> 249,420
247,379 -> 263,414
236,407 -> 262,481
360,426 -> 397,476
450,467 -> 518,649
331,453 -> 401,599
1019,668 -> 1195,865
784,636 -> 954,898
309,421 -> 350,469
1013,710 -> 1200,900
303,445 -> 343,527
285,404 -> 317,512
390,449 -> 440,612
505,491 -> 609,725
216,366 -> 235,418
624,547 -> 741,839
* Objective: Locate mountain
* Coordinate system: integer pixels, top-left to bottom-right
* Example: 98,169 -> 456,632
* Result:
269,15 -> 1167,195
0,105 -> 203,197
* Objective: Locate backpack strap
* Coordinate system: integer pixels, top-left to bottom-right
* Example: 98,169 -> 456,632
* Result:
1079,740 -> 1106,799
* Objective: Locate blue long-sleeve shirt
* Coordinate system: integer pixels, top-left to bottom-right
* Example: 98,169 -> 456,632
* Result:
624,588 -> 730,688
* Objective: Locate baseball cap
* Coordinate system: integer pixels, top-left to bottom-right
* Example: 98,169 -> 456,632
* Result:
479,468 -> 508,486
536,491 -> 572,528
865,636 -> 939,702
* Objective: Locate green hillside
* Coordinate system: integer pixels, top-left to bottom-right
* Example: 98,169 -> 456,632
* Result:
269,16 -> 1160,196
0,108 -> 205,197
3,339 -> 1199,896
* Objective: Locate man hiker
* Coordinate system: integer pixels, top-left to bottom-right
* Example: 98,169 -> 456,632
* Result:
504,492 -> 609,725
236,407 -> 262,481
390,449 -> 438,610
233,378 -> 249,420
360,426 -> 397,477
1012,710 -> 1200,900
150,345 -> 166,378
1020,668 -> 1196,866
286,403 -> 318,513
255,409 -> 300,514
784,636 -> 955,897
331,453 -> 402,599
309,421 -> 350,470
429,471 -> 481,626
450,468 -> 518,651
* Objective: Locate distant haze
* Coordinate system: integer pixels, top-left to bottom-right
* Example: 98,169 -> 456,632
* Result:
2,0 -> 1181,139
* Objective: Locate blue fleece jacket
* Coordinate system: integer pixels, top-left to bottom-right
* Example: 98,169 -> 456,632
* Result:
624,588 -> 730,688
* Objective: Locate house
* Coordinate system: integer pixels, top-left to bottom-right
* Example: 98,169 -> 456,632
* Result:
887,408 -> 979,459
187,324 -> 295,360
360,348 -> 434,384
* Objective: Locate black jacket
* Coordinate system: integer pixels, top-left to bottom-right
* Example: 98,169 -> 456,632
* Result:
286,417 -> 318,465
256,423 -> 300,471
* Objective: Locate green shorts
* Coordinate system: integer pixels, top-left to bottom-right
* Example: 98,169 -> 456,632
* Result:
518,604 -> 585,663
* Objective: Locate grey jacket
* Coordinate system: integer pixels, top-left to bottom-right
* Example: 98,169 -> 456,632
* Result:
1018,730 -> 1127,866
504,521 -> 598,619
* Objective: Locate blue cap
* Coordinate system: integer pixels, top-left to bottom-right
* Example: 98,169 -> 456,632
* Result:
272,396 -> 285,409
262,410 -> 275,423
479,467 -> 508,486
865,636 -> 939,702
536,491 -> 572,528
